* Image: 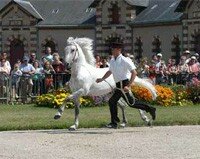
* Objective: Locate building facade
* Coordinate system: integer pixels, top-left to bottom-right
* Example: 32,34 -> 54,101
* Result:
0,0 -> 199,67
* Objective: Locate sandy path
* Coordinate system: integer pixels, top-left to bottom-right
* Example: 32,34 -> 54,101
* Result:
0,125 -> 200,159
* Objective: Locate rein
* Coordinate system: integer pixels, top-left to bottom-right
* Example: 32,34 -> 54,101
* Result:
115,81 -> 135,106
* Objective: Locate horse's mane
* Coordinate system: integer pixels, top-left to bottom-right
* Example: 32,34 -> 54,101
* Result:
67,37 -> 96,66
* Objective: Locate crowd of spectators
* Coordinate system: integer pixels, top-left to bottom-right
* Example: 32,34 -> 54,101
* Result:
130,50 -> 200,85
0,47 -> 199,101
94,50 -> 200,86
0,47 -> 71,100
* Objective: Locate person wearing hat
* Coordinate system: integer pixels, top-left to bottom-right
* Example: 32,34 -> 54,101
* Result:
155,53 -> 167,84
20,56 -> 35,97
182,50 -> 191,64
194,53 -> 200,64
96,41 -> 156,128
188,56 -> 199,81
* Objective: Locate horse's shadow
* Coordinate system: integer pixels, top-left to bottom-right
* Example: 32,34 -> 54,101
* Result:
10,128 -> 142,135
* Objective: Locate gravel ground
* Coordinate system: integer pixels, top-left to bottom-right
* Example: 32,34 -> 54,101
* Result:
0,125 -> 200,159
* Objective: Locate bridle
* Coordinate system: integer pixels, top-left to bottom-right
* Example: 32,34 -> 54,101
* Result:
68,43 -> 79,63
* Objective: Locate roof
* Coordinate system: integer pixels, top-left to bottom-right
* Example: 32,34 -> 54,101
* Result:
131,0 -> 183,25
0,0 -> 43,20
125,0 -> 149,7
15,0 -> 43,20
26,0 -> 96,27
0,0 -> 96,27
89,0 -> 149,8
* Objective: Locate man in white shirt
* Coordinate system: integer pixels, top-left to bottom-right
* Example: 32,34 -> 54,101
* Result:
96,42 -> 156,128
20,56 -> 35,97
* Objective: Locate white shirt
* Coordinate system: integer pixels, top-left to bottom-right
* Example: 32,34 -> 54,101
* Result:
20,63 -> 35,77
109,54 -> 136,83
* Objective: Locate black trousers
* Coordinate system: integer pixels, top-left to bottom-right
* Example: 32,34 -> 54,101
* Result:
109,79 -> 153,125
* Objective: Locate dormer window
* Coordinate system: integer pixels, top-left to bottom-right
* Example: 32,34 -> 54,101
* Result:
52,9 -> 59,14
85,8 -> 93,12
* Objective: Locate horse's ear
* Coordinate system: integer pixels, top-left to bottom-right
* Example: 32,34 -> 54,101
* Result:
67,37 -> 74,44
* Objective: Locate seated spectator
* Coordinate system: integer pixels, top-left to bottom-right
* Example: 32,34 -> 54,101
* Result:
95,54 -> 102,68
155,61 -> 167,84
151,54 -> 158,65
42,47 -> 53,63
0,58 -> 10,75
155,53 -> 167,84
52,53 -> 65,88
20,56 -> 35,97
188,56 -> 200,81
43,61 -> 55,93
100,58 -> 109,68
41,56 -> 48,67
11,63 -> 22,99
0,52 -> 11,72
0,58 -> 10,97
149,61 -> 156,84
167,58 -> 178,85
32,61 -> 44,96
16,59 -> 21,66
29,52 -> 40,66
194,53 -> 199,64
52,53 -> 65,72
137,58 -> 149,78
182,50 -> 191,64
177,56 -> 189,85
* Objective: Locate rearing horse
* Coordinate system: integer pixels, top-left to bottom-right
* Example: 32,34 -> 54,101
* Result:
54,37 -> 157,130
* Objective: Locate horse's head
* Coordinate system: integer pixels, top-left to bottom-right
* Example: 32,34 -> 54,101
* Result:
64,37 -> 96,65
64,37 -> 79,64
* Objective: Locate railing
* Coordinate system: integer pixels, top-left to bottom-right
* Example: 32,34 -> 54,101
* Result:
0,72 -> 71,104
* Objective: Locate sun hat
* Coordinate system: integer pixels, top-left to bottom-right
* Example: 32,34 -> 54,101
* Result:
184,50 -> 191,54
157,53 -> 162,57
191,56 -> 197,60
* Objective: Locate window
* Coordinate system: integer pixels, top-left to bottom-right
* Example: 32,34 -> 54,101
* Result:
9,20 -> 22,26
52,9 -> 59,14
111,3 -> 120,24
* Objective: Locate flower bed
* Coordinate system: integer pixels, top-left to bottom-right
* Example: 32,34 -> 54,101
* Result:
36,89 -> 94,108
36,83 -> 199,108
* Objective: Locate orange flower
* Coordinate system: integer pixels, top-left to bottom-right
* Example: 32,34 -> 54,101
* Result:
131,85 -> 175,106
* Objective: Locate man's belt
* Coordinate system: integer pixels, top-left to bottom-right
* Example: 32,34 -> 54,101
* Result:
116,79 -> 129,89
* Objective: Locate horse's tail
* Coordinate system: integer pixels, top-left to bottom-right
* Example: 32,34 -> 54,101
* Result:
134,76 -> 157,100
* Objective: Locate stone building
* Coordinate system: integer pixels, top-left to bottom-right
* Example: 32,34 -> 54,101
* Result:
0,0 -> 199,67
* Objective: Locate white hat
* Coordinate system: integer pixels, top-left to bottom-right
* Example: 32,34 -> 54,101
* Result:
194,53 -> 199,56
157,53 -> 162,57
191,56 -> 197,60
184,50 -> 191,54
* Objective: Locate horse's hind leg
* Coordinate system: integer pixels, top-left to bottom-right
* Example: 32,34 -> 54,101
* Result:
138,109 -> 152,126
118,98 -> 128,127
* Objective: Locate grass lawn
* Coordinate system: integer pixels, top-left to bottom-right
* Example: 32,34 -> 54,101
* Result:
0,104 -> 200,131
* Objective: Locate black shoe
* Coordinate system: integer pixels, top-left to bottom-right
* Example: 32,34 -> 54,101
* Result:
54,114 -> 61,120
105,123 -> 118,129
149,107 -> 156,120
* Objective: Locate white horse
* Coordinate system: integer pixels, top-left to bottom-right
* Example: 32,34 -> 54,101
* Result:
54,37 -> 157,130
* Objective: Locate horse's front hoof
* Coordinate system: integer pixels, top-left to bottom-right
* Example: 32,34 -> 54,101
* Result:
147,120 -> 153,127
54,114 -> 61,120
